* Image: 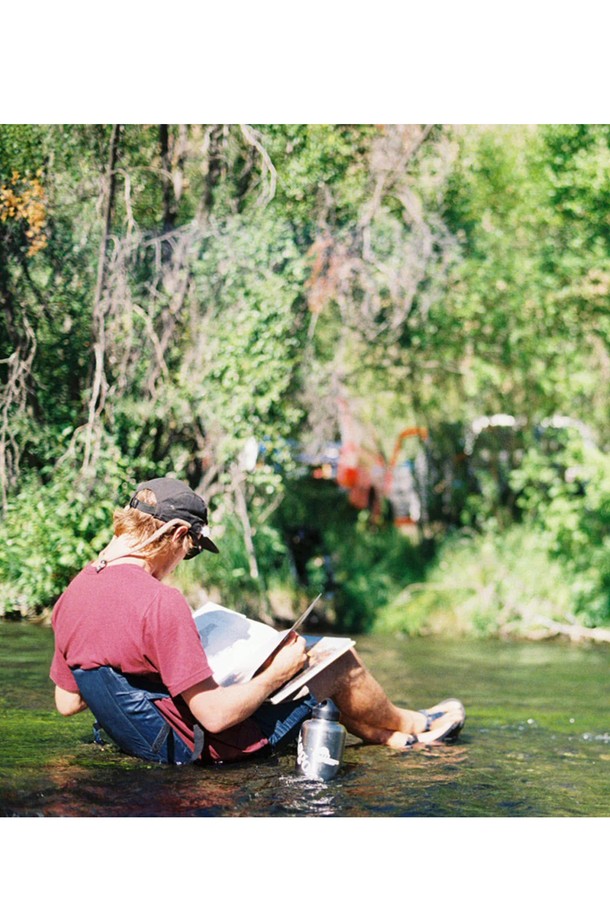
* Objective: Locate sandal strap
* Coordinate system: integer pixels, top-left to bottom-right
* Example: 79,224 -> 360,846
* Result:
418,708 -> 446,732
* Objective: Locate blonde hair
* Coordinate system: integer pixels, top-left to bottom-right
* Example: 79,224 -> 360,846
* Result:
113,488 -> 194,563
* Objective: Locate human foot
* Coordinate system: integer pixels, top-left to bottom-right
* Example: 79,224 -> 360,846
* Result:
405,698 -> 465,746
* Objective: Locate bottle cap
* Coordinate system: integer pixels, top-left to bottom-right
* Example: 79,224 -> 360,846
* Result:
312,699 -> 340,721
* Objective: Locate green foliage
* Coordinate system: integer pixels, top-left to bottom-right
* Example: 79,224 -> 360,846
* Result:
510,432 -> 610,624
374,526 -> 575,637
438,128 -> 562,417
328,521 -> 427,633
0,443 -> 133,616
434,125 -> 610,429
261,124 -> 376,232
173,514 -> 258,611
173,511 -> 294,614
0,125 -> 48,181
188,212 -> 306,461
273,478 -> 428,632
2,123 -> 610,639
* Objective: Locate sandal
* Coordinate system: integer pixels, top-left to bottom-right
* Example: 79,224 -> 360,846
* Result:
404,698 -> 466,747
419,697 -> 465,732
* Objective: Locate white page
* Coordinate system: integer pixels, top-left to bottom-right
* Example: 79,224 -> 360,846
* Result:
193,602 -> 285,686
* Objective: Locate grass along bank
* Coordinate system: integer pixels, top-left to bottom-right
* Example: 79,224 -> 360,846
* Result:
373,525 -> 610,643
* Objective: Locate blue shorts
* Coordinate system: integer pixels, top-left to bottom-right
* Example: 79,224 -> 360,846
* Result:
252,693 -> 318,748
249,635 -> 322,749
72,666 -> 197,766
73,665 -> 317,764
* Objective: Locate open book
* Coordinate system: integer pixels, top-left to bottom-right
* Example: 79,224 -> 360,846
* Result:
192,597 -> 355,705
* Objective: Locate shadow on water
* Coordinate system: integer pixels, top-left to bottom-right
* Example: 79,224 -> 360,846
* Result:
1,621 -> 609,817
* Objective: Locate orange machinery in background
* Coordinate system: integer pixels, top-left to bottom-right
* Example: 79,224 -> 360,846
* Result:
336,424 -> 428,525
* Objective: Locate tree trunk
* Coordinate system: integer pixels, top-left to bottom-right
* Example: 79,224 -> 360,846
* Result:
160,124 -> 177,234
0,227 -> 37,510
231,466 -> 273,622
81,124 -> 121,476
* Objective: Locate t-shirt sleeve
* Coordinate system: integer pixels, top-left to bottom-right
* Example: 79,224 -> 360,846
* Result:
49,600 -> 80,692
143,589 -> 213,696
50,645 -> 80,692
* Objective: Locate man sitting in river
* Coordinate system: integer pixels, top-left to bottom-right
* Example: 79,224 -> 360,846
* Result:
50,477 -> 466,765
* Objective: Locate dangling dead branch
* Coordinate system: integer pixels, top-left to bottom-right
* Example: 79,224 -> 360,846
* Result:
304,125 -> 459,345
0,312 -> 36,511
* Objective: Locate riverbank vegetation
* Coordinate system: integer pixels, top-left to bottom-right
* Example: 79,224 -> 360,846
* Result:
1,124 -> 610,641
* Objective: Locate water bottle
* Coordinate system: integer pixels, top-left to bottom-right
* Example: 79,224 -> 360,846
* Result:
296,698 -> 346,781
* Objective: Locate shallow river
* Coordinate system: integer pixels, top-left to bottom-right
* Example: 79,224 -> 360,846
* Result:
1,620 -> 608,817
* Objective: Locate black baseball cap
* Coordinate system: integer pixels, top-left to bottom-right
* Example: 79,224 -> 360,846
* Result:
129,477 -> 219,557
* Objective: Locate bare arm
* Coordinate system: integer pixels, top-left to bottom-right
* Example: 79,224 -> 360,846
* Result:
55,685 -> 88,716
182,634 -> 308,733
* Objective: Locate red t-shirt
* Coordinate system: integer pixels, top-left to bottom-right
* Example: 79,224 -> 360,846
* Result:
50,563 -> 267,761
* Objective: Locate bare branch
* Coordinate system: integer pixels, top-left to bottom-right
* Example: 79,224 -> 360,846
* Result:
239,124 -> 277,206
0,314 -> 36,511
81,124 -> 121,477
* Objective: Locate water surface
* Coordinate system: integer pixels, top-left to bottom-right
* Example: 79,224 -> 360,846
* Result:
1,621 -> 608,816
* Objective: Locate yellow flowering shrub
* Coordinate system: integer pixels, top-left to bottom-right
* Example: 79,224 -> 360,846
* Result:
0,169 -> 47,256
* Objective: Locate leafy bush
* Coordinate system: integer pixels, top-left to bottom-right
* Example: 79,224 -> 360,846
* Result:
270,476 -> 429,633
173,512 -> 295,616
0,446 -> 133,617
509,432 -> 610,625
372,431 -> 610,638
374,525 -> 575,637
325,519 -> 428,633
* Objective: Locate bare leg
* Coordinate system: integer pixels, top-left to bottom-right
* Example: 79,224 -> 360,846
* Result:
308,649 -> 463,749
337,713 -> 412,748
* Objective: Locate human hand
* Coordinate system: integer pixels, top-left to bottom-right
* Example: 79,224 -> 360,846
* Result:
265,633 -> 308,686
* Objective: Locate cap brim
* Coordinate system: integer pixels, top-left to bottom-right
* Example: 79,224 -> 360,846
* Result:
200,535 -> 219,555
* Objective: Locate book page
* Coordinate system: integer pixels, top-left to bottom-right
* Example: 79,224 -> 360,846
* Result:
193,602 -> 284,686
193,599 -> 354,700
